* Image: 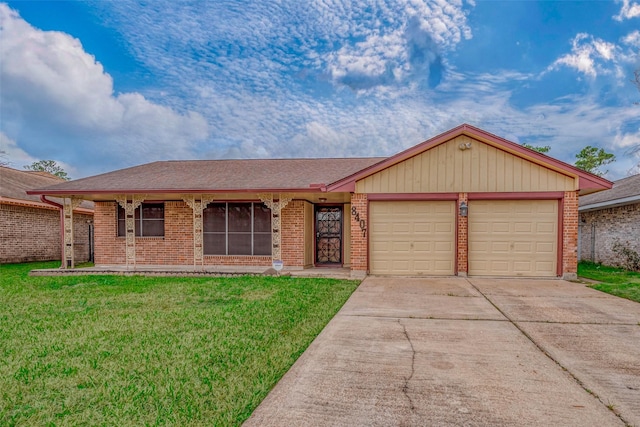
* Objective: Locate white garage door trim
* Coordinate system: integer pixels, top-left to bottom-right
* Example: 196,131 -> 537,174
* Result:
468,199 -> 559,277
369,200 -> 456,276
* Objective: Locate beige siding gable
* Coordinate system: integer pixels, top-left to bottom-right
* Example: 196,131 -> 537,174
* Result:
356,135 -> 576,193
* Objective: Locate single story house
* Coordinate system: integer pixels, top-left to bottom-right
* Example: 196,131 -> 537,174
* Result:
578,173 -> 640,267
28,124 -> 611,278
1,166 -> 94,264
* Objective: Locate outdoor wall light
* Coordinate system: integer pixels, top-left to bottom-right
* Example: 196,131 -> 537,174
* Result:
318,197 -> 327,202
459,201 -> 468,217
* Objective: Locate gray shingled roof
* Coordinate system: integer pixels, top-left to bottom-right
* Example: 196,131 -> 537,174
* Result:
579,173 -> 640,207
29,158 -> 385,194
1,166 -> 94,209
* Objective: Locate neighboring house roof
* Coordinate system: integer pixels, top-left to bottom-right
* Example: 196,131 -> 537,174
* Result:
0,166 -> 94,211
27,158 -> 385,196
328,124 -> 612,194
579,173 -> 640,211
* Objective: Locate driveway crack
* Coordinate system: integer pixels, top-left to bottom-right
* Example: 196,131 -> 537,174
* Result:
398,319 -> 416,411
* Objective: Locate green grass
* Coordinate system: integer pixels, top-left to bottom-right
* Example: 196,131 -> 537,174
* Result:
578,261 -> 640,303
0,262 -> 360,426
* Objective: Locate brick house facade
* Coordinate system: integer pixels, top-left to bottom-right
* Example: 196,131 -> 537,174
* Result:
29,125 -> 611,278
1,166 -> 94,264
579,174 -> 640,268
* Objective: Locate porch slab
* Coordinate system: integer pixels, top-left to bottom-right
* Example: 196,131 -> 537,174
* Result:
28,265 -> 354,280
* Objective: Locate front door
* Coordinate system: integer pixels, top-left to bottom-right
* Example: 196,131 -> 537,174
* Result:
315,206 -> 342,265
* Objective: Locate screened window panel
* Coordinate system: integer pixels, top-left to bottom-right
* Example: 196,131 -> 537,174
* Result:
203,202 -> 272,256
228,203 -> 251,232
203,204 -> 226,232
254,233 -> 272,255
203,233 -> 226,255
254,204 -> 271,232
228,233 -> 252,255
142,220 -> 164,236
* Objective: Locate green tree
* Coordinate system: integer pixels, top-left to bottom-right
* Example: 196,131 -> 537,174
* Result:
522,143 -> 551,153
574,146 -> 615,176
24,160 -> 70,180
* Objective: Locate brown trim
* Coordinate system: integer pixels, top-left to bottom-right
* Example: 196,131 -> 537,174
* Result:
366,193 -> 459,201
557,197 -> 564,277
0,196 -> 93,214
455,198 -> 460,276
467,191 -> 564,200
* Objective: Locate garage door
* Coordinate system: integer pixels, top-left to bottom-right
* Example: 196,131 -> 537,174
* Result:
369,201 -> 455,275
468,200 -> 558,277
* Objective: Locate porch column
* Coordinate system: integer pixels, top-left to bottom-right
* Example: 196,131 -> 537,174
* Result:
183,195 -> 215,268
457,193 -> 468,277
62,197 -> 82,269
257,193 -> 293,262
115,195 -> 146,269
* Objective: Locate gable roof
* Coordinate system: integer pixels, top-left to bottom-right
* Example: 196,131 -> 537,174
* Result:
1,166 -> 65,201
327,123 -> 612,194
0,166 -> 94,210
579,173 -> 640,211
27,158 -> 385,197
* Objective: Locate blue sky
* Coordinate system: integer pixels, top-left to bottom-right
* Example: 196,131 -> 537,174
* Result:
1,0 -> 639,179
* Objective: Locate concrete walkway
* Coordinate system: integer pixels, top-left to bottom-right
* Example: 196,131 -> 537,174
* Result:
245,277 -> 640,426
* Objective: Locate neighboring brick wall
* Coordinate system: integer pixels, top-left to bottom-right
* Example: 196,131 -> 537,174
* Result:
350,194 -> 368,271
579,202 -> 640,267
0,203 -> 92,264
73,213 -> 93,263
562,191 -> 579,278
281,200 -> 305,268
94,200 -> 304,268
457,193 -> 468,275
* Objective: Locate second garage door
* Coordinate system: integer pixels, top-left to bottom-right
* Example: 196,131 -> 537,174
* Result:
369,201 -> 455,275
468,200 -> 558,277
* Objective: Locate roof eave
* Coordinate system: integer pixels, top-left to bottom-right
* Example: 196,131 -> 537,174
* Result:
579,194 -> 640,212
26,187 -> 329,197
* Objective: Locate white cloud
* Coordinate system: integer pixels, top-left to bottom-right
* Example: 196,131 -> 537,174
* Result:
0,4 -> 209,176
549,33 -> 620,78
614,0 -> 640,21
622,30 -> 640,47
0,132 -> 37,167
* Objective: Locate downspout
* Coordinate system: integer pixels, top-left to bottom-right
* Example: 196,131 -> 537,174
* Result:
40,195 -> 65,269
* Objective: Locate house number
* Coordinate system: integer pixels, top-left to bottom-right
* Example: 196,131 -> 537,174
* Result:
351,206 -> 367,237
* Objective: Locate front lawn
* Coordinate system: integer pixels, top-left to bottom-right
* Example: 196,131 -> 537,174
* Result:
0,262 -> 360,426
578,261 -> 640,303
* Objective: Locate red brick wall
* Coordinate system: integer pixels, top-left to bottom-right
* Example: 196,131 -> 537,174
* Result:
281,200 -> 305,268
0,203 -> 92,264
350,194 -> 368,271
94,200 -> 304,268
562,191 -> 579,278
457,193 -> 468,275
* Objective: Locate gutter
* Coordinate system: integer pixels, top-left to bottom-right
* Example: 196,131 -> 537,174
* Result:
579,194 -> 640,212
40,196 -> 65,269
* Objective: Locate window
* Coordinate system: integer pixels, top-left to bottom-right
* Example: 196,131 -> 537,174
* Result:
117,203 -> 165,237
203,202 -> 271,255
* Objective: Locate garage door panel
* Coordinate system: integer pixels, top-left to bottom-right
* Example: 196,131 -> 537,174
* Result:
469,200 -> 557,277
370,201 -> 455,276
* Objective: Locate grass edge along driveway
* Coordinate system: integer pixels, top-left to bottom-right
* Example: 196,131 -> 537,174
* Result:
0,262 -> 360,426
578,261 -> 640,303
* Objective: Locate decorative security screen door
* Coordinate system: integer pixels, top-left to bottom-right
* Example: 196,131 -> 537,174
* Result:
315,206 -> 342,265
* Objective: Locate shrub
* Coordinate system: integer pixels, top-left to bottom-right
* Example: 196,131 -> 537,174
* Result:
611,239 -> 640,272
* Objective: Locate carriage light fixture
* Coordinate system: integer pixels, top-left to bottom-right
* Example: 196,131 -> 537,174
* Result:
459,201 -> 468,217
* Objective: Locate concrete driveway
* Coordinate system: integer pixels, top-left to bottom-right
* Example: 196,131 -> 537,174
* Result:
245,277 -> 640,426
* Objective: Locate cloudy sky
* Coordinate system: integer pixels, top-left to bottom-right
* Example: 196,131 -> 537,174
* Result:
1,0 -> 639,179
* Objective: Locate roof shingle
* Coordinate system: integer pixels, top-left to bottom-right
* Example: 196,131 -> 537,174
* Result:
29,158 -> 385,194
579,174 -> 640,207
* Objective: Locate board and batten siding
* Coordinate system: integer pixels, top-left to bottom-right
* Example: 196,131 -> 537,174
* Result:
356,135 -> 576,193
